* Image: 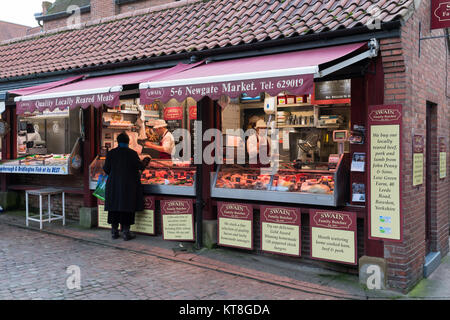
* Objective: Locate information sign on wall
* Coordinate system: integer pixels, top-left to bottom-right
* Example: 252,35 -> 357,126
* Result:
413,135 -> 424,186
368,104 -> 402,241
161,199 -> 194,241
439,137 -> 447,179
310,210 -> 357,265
260,206 -> 301,257
218,202 -> 253,250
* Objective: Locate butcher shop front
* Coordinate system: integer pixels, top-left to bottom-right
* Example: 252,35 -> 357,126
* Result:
138,40 -> 383,268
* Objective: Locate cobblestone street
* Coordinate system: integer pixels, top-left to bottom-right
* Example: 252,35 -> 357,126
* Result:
0,223 -> 340,300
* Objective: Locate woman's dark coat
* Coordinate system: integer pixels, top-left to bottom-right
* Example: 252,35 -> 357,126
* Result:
103,146 -> 145,213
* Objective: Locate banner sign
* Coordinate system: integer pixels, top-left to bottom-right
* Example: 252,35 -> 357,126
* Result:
140,74 -> 314,104
0,163 -> 69,175
16,92 -> 120,114
218,202 -> 253,250
161,199 -> 195,241
310,210 -> 357,265
413,135 -> 424,186
260,205 -> 301,257
431,0 -> 450,30
368,104 -> 402,241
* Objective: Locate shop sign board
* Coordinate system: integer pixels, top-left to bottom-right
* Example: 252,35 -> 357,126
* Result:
368,104 -> 402,242
312,79 -> 351,105
260,205 -> 301,257
141,74 -> 314,103
16,92 -> 120,114
217,202 -> 253,250
161,198 -> 195,241
98,196 -> 156,235
413,135 -> 424,186
431,0 -> 450,30
439,137 -> 447,179
0,163 -> 69,175
310,210 -> 357,265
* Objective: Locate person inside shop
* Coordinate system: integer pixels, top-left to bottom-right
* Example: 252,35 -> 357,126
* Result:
139,120 -> 175,159
18,123 -> 43,152
247,119 -> 271,168
103,132 -> 151,241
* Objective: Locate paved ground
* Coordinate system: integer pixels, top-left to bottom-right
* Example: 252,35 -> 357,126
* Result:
1,211 -> 449,301
0,223 -> 339,300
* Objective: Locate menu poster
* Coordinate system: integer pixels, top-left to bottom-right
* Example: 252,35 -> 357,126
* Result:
163,106 -> 183,132
130,196 -> 156,235
260,206 -> 301,257
368,104 -> 402,241
310,210 -> 357,265
161,199 -> 195,241
413,135 -> 424,186
439,137 -> 447,179
218,202 -> 253,250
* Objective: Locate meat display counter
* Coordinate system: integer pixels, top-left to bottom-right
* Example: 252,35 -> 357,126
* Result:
89,157 -> 196,196
211,154 -> 349,207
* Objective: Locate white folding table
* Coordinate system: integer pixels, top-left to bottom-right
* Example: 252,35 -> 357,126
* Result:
25,188 -> 65,230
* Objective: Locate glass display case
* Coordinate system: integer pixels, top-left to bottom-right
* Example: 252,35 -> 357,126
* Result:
141,159 -> 196,196
89,157 -> 196,196
211,154 -> 348,207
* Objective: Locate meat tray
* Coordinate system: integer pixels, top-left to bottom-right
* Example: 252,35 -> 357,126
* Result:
210,155 -> 348,207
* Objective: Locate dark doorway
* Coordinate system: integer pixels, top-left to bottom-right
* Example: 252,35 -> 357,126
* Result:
425,102 -> 437,254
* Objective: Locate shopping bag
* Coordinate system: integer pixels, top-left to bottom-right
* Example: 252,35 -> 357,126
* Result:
93,174 -> 108,201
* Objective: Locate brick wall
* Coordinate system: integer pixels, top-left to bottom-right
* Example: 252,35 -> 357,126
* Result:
12,174 -> 85,220
117,0 -> 174,14
42,0 -> 176,31
380,1 -> 450,292
91,0 -> 117,20
43,12 -> 91,31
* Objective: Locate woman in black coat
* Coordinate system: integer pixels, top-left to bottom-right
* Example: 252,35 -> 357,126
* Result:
103,132 -> 150,240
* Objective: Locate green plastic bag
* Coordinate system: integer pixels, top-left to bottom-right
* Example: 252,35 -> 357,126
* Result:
93,174 -> 108,201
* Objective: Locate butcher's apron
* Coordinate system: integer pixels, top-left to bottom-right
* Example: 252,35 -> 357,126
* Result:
159,130 -> 172,160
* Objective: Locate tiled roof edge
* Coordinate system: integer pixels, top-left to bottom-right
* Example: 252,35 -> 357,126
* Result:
0,0 -> 204,46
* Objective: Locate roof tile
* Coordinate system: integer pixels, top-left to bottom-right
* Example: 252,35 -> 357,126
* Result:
0,0 -> 415,79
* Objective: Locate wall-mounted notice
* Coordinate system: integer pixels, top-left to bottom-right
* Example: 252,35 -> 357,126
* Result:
439,137 -> 447,179
218,202 -> 253,250
260,206 -> 301,257
310,210 -> 357,265
413,135 -> 424,186
131,196 -> 156,235
368,104 -> 402,241
161,199 -> 194,241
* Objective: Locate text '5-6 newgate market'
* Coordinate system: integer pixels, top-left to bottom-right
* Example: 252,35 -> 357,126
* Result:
0,0 -> 449,294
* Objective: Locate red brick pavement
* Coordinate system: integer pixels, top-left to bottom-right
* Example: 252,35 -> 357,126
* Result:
0,223 -> 348,300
